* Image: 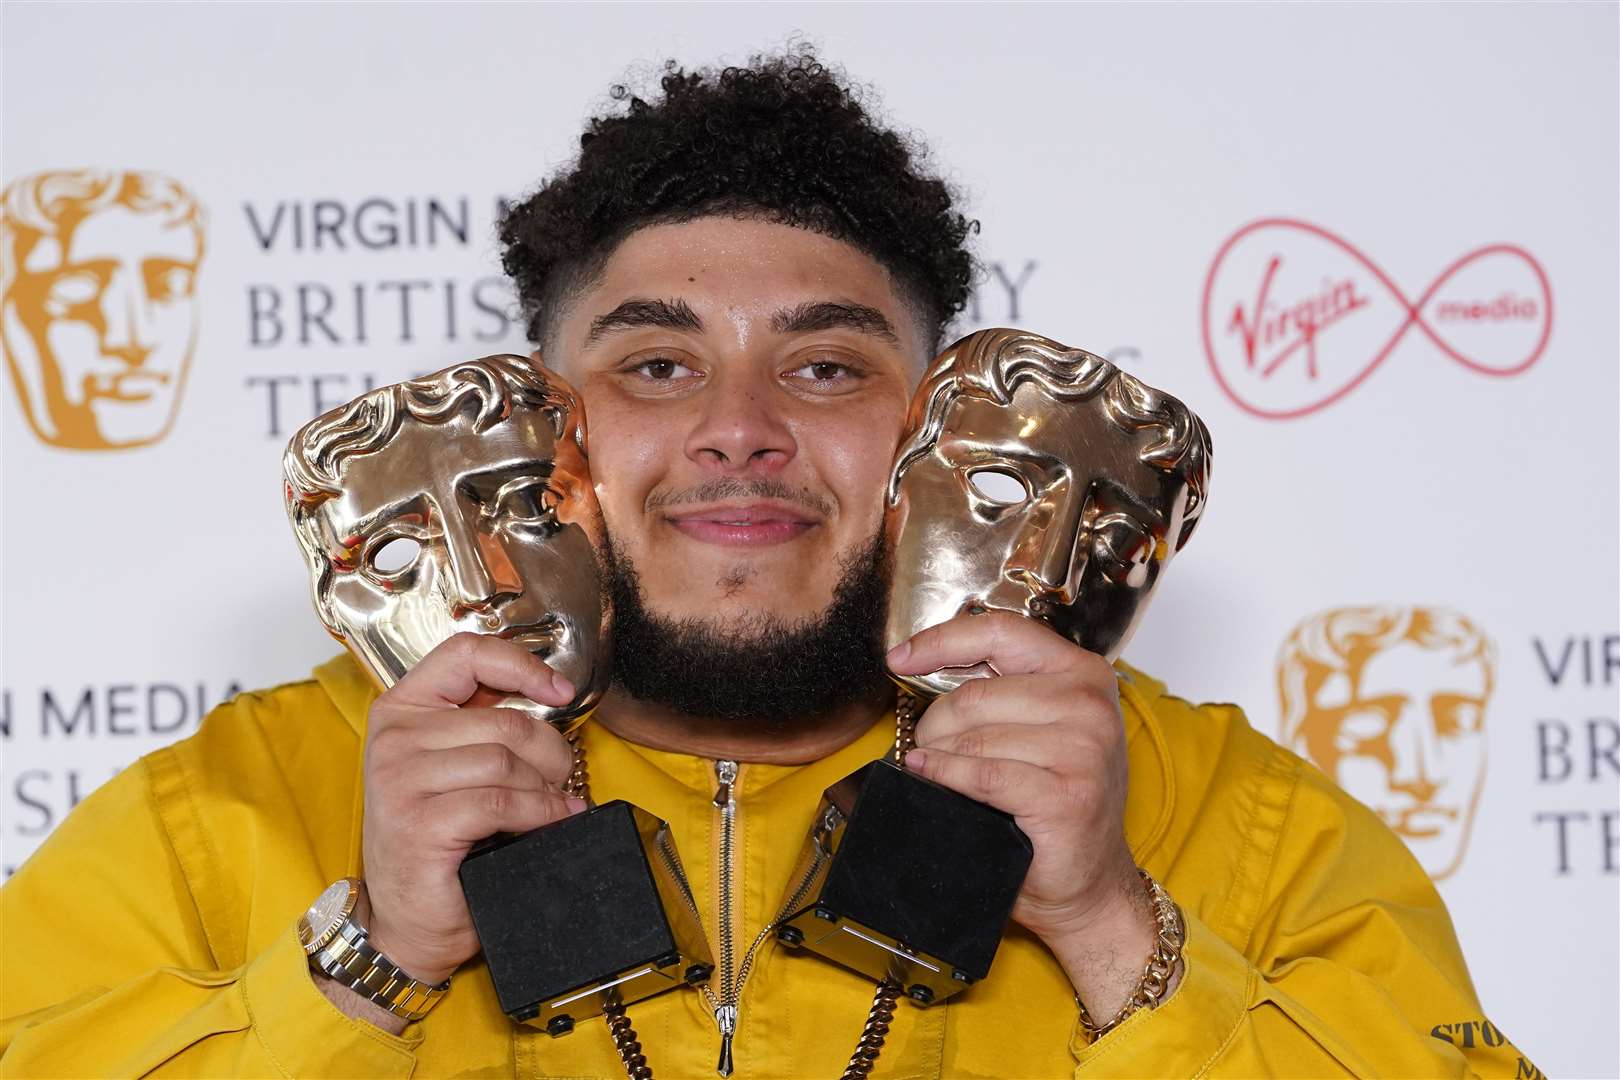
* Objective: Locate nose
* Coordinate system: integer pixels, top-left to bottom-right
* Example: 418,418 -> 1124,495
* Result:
1385,706 -> 1440,804
441,510 -> 512,616
98,268 -> 157,367
683,368 -> 796,475
1003,474 -> 1084,607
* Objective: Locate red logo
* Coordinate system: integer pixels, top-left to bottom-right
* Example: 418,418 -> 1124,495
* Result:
1201,218 -> 1552,419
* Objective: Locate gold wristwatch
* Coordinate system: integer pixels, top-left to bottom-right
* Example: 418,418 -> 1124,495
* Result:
298,878 -> 449,1022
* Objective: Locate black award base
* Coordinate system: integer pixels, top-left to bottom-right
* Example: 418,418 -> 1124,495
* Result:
458,799 -> 712,1034
775,759 -> 1032,1006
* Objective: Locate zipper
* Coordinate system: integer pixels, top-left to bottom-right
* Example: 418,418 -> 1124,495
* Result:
703,758 -> 837,1078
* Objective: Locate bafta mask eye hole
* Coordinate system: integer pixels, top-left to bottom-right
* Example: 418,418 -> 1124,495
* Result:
967,468 -> 1029,505
1337,708 -> 1390,744
367,535 -> 422,575
46,271 -> 101,310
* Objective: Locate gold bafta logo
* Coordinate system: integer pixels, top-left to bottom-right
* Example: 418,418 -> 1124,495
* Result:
1278,606 -> 1494,880
1,169 -> 206,450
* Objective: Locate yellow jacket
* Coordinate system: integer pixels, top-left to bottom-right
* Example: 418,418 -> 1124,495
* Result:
1,657 -> 1541,1079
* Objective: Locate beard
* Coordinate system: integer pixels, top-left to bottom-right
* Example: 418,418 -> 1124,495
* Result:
606,530 -> 893,737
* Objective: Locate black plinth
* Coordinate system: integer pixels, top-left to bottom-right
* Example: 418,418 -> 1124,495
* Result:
458,799 -> 711,1033
777,759 -> 1032,1005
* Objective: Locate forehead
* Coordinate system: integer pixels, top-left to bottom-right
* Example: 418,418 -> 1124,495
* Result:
318,408 -> 560,526
568,217 -> 919,339
939,382 -> 1168,494
1358,640 -> 1488,696
44,205 -> 200,267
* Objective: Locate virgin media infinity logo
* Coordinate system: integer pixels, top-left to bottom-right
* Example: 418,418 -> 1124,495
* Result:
1201,218 -> 1552,419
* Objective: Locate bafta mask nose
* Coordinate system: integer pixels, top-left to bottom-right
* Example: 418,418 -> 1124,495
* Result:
1385,708 -> 1441,803
98,270 -> 157,366
1002,476 -> 1084,608
441,512 -> 504,615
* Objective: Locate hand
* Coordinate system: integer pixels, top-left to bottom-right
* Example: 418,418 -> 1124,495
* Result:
360,633 -> 583,987
887,611 -> 1157,1014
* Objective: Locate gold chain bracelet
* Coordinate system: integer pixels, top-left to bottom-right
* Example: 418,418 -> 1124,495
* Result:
1076,869 -> 1186,1041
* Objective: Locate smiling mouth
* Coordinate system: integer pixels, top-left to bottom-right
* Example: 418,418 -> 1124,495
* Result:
663,501 -> 821,547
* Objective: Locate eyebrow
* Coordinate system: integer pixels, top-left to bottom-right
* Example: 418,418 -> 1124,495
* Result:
772,301 -> 898,343
585,297 -> 704,345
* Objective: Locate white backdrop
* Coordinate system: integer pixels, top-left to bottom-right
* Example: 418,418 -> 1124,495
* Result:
3,4 -> 1616,1076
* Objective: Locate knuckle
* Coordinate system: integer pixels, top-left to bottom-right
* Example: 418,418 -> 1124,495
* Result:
481,787 -> 513,819
950,727 -> 988,758
493,708 -> 532,747
974,758 -> 1008,794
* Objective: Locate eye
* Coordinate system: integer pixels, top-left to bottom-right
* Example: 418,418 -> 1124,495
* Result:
1089,513 -> 1155,586
628,355 -> 700,382
364,533 -> 423,577
487,476 -> 559,531
967,467 -> 1029,505
1336,707 -> 1391,748
785,359 -> 859,384
145,260 -> 194,302
44,270 -> 102,316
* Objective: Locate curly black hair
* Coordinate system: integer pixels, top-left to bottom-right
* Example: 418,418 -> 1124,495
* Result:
499,47 -> 977,353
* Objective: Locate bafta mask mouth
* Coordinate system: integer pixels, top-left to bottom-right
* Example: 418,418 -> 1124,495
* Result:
498,617 -> 567,659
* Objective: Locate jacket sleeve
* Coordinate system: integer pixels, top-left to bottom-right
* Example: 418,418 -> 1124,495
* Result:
0,709 -> 420,1077
1072,706 -> 1546,1080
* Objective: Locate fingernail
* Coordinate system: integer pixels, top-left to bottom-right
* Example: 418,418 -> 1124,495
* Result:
886,641 -> 911,666
904,749 -> 926,770
552,673 -> 576,698
565,797 -> 588,813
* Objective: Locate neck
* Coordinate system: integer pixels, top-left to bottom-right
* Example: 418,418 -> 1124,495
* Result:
591,686 -> 894,765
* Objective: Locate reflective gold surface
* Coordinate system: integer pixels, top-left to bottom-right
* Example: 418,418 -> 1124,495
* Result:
885,328 -> 1212,696
284,354 -> 608,725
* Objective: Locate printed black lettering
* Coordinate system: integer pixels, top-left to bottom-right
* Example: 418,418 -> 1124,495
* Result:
243,202 -> 288,251
1586,717 -> 1620,779
0,689 -> 10,739
378,279 -> 431,342
311,200 -> 346,251
426,197 -> 469,246
471,277 -> 512,342
1515,1055 -> 1546,1079
248,285 -> 284,346
354,197 -> 398,248
105,684 -> 137,736
245,374 -> 299,438
297,283 -> 340,345
148,684 -> 190,735
989,259 -> 1038,321
1536,720 -> 1572,782
41,688 -> 93,737
1534,810 -> 1588,873
1479,1020 -> 1504,1048
13,770 -> 53,835
1602,810 -> 1618,874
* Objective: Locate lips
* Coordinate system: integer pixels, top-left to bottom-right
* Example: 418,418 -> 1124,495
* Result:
664,501 -> 820,547
497,619 -> 565,658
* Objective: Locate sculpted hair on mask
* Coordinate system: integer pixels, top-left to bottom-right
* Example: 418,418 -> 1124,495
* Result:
608,532 -> 892,732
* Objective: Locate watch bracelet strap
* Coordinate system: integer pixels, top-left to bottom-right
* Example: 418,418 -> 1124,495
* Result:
315,918 -> 450,1022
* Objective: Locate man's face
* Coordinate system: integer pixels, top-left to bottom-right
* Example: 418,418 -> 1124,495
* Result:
2,203 -> 201,449
548,217 -> 923,639
1297,640 -> 1489,879
886,380 -> 1188,696
312,405 -> 607,723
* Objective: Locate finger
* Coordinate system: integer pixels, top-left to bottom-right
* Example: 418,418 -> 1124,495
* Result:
914,721 -> 1072,771
390,633 -> 575,709
913,673 -> 1110,743
425,785 -> 582,845
889,611 -> 1106,681
902,748 -> 1056,818
398,742 -> 557,797
393,706 -> 574,786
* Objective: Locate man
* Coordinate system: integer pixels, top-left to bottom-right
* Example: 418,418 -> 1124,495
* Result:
1,50 -> 1538,1078
1,168 -> 205,450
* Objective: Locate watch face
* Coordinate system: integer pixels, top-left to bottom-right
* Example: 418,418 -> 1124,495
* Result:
299,880 -> 353,955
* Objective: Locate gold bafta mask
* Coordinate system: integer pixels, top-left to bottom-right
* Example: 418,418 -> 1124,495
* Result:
1278,606 -> 1494,880
886,329 -> 1211,695
1,169 -> 205,450
284,355 -> 609,725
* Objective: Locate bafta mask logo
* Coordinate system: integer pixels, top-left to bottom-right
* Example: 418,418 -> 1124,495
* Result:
886,328 -> 1212,696
1,169 -> 206,450
283,354 -> 609,725
1278,606 -> 1495,880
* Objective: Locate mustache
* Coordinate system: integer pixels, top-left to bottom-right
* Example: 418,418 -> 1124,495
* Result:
645,477 -> 834,517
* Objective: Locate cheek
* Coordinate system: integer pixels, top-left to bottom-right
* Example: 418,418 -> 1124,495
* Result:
801,403 -> 907,522
578,389 -> 673,537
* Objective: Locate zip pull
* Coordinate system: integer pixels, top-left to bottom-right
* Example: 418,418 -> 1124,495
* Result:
713,759 -> 738,809
714,1002 -> 737,1077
